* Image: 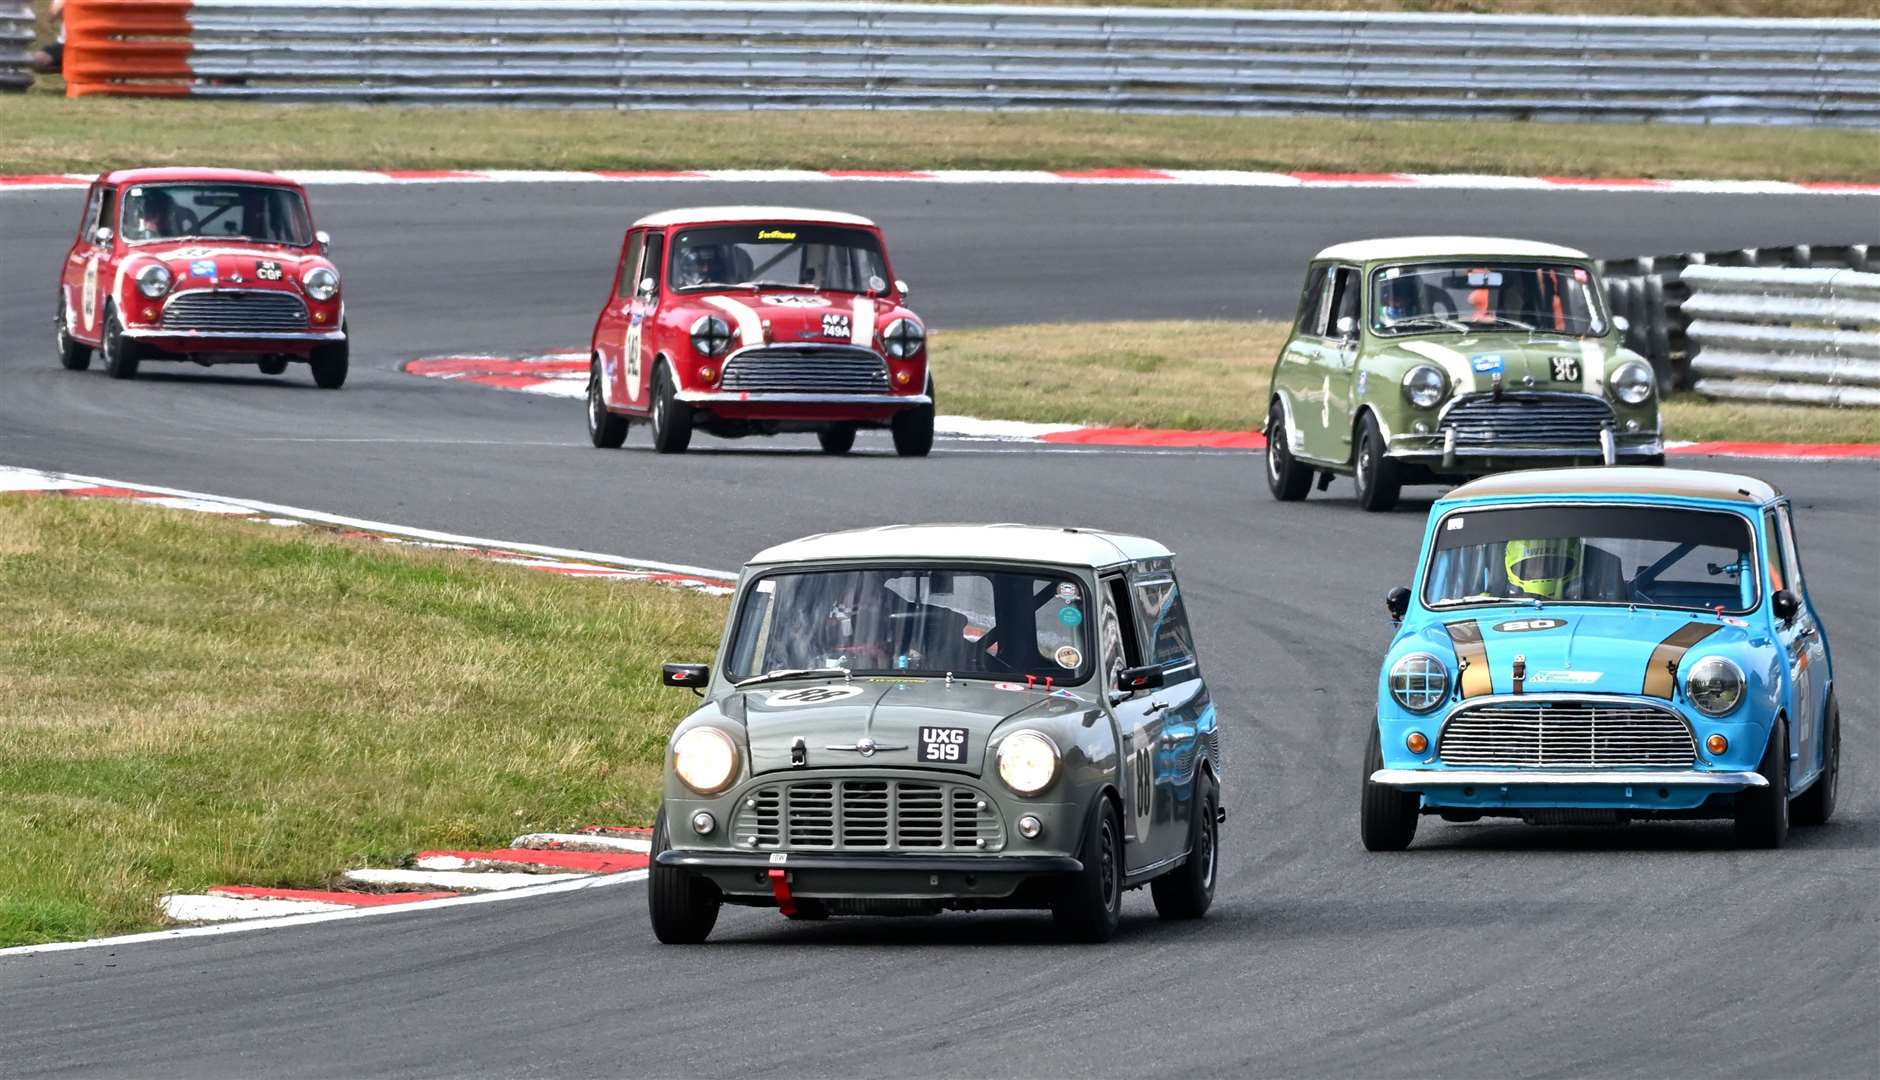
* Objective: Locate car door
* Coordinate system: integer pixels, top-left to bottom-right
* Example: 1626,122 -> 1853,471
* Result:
1129,562 -> 1208,869
71,184 -> 118,343
1769,504 -> 1829,777
1277,263 -> 1332,458
1097,572 -> 1159,873
1315,265 -> 1363,464
594,230 -> 643,407
621,232 -> 665,411
62,184 -> 103,339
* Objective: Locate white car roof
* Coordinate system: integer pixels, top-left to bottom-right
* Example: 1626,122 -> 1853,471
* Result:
630,206 -> 878,229
1447,467 -> 1781,506
1313,236 -> 1591,263
749,524 -> 1173,569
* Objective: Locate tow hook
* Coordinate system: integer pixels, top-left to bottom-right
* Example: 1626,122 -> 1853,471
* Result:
767,868 -> 797,917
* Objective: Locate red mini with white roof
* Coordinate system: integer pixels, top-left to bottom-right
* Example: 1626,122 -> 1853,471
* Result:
55,167 -> 349,388
586,206 -> 934,456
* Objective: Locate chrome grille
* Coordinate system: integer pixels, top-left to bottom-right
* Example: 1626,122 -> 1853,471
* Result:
1438,698 -> 1695,768
1439,393 -> 1614,446
161,290 -> 309,333
732,777 -> 1006,852
719,346 -> 889,393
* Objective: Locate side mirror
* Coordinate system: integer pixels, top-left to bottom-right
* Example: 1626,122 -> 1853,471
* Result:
1115,664 -> 1164,695
1335,315 -> 1357,340
662,662 -> 709,688
895,278 -> 910,300
93,226 -> 113,246
1772,589 -> 1801,625
1386,586 -> 1412,622
315,229 -> 331,255
1612,314 -> 1630,334
638,275 -> 656,297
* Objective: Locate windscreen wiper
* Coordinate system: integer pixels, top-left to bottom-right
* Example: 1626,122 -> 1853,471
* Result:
740,280 -> 819,291
734,667 -> 852,688
1388,315 -> 1471,333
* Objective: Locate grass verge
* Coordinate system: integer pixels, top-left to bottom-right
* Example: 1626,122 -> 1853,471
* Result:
0,496 -> 727,948
2,93 -> 1877,182
929,320 -> 1880,443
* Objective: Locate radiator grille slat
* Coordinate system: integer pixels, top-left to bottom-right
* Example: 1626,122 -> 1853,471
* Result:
732,776 -> 1005,852
1438,393 -> 1615,446
720,346 -> 889,392
161,290 -> 310,333
1439,698 -> 1695,768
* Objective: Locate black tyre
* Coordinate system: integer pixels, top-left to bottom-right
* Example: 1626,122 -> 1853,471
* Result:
101,307 -> 141,380
1734,717 -> 1790,849
647,807 -> 722,944
1264,401 -> 1312,501
257,356 -> 288,376
1791,694 -> 1839,827
1150,775 -> 1218,920
891,386 -> 935,458
649,364 -> 693,454
310,337 -> 348,390
1353,411 -> 1402,513
817,424 -> 857,455
1053,796 -> 1124,943
57,297 -> 92,371
587,357 -> 628,449
1360,725 -> 1419,851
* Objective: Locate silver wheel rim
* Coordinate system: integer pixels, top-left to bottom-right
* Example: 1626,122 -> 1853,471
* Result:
1201,806 -> 1216,889
1267,428 -> 1282,482
1358,443 -> 1372,493
653,385 -> 666,433
1100,818 -> 1119,911
587,365 -> 603,433
55,303 -> 68,353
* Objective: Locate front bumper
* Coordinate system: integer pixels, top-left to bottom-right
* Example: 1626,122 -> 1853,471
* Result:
658,849 -> 1081,901
1371,769 -> 1766,789
1372,767 -> 1764,812
1388,432 -> 1663,470
676,391 -> 930,407
122,328 -> 347,343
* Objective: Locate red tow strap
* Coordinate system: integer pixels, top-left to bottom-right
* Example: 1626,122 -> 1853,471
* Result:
767,868 -> 797,917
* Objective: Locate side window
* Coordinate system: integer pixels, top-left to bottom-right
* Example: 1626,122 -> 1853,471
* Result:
1328,266 -> 1361,339
97,188 -> 117,236
1763,511 -> 1788,594
1294,264 -> 1331,337
1099,575 -> 1143,684
1775,505 -> 1807,598
1132,575 -> 1197,676
78,185 -> 103,240
614,232 -> 644,299
639,234 -> 665,296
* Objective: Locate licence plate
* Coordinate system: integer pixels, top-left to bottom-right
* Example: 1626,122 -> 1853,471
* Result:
918,726 -> 968,763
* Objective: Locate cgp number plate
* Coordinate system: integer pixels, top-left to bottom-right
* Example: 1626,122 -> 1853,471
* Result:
918,726 -> 969,763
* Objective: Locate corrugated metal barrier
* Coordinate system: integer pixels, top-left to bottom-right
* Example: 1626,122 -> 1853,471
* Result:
2,1 -> 34,91
1681,266 -> 1880,409
59,0 -> 1880,125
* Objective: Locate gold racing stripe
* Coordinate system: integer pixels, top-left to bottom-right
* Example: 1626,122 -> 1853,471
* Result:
1444,620 -> 1494,699
1642,623 -> 1723,699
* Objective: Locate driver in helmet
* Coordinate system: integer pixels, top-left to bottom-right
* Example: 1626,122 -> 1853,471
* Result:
127,189 -> 175,241
1380,275 -> 1420,324
675,245 -> 725,288
1504,537 -> 1583,600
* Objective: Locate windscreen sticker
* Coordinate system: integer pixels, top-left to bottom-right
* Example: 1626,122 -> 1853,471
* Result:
1054,646 -> 1082,669
1058,606 -> 1083,627
762,684 -> 866,707
757,229 -> 797,241
1056,582 -> 1080,604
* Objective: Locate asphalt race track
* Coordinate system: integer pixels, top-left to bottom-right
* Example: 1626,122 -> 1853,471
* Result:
1,181 -> 1877,1078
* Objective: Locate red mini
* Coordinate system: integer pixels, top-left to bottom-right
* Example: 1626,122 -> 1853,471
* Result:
587,207 -> 933,456
55,167 -> 349,388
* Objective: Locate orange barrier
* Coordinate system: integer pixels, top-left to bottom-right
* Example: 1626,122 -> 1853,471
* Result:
63,0 -> 195,97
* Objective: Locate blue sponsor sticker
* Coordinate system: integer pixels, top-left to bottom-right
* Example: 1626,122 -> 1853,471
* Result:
1470,354 -> 1504,374
1058,606 -> 1083,627
190,259 -> 216,279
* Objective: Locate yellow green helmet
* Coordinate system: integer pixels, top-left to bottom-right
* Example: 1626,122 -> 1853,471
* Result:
1505,537 -> 1582,600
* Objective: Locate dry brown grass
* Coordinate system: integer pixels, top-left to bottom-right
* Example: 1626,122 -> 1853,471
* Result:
0,496 -> 727,947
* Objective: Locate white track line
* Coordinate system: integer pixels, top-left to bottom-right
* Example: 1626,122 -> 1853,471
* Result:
162,895 -> 351,922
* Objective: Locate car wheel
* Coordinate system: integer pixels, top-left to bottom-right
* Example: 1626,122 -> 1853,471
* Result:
1734,717 -> 1790,849
647,807 -> 722,944
649,364 -> 693,454
1150,774 -> 1218,920
309,334 -> 348,390
817,424 -> 857,455
1360,725 -> 1419,851
1353,412 -> 1402,513
1264,401 -> 1312,501
1053,796 -> 1124,943
56,297 -> 93,372
101,306 -> 141,380
257,356 -> 288,376
1791,694 -> 1838,827
587,357 -> 628,449
891,383 -> 935,458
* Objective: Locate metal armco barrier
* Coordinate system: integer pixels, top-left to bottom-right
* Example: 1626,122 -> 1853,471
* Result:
59,0 -> 1880,125
1681,265 -> 1880,408
2,1 -> 33,91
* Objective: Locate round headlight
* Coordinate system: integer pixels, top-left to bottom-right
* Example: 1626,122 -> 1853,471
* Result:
1401,364 -> 1446,410
1389,653 -> 1449,713
1610,360 -> 1653,405
136,263 -> 172,299
996,730 -> 1059,796
671,727 -> 740,796
1685,656 -> 1744,717
881,317 -> 925,359
302,266 -> 340,302
690,314 -> 732,357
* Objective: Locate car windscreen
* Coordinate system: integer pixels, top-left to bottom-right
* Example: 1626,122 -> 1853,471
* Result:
1373,262 -> 1607,337
120,183 -> 313,246
668,224 -> 888,294
726,567 -> 1093,684
1424,505 -> 1758,614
